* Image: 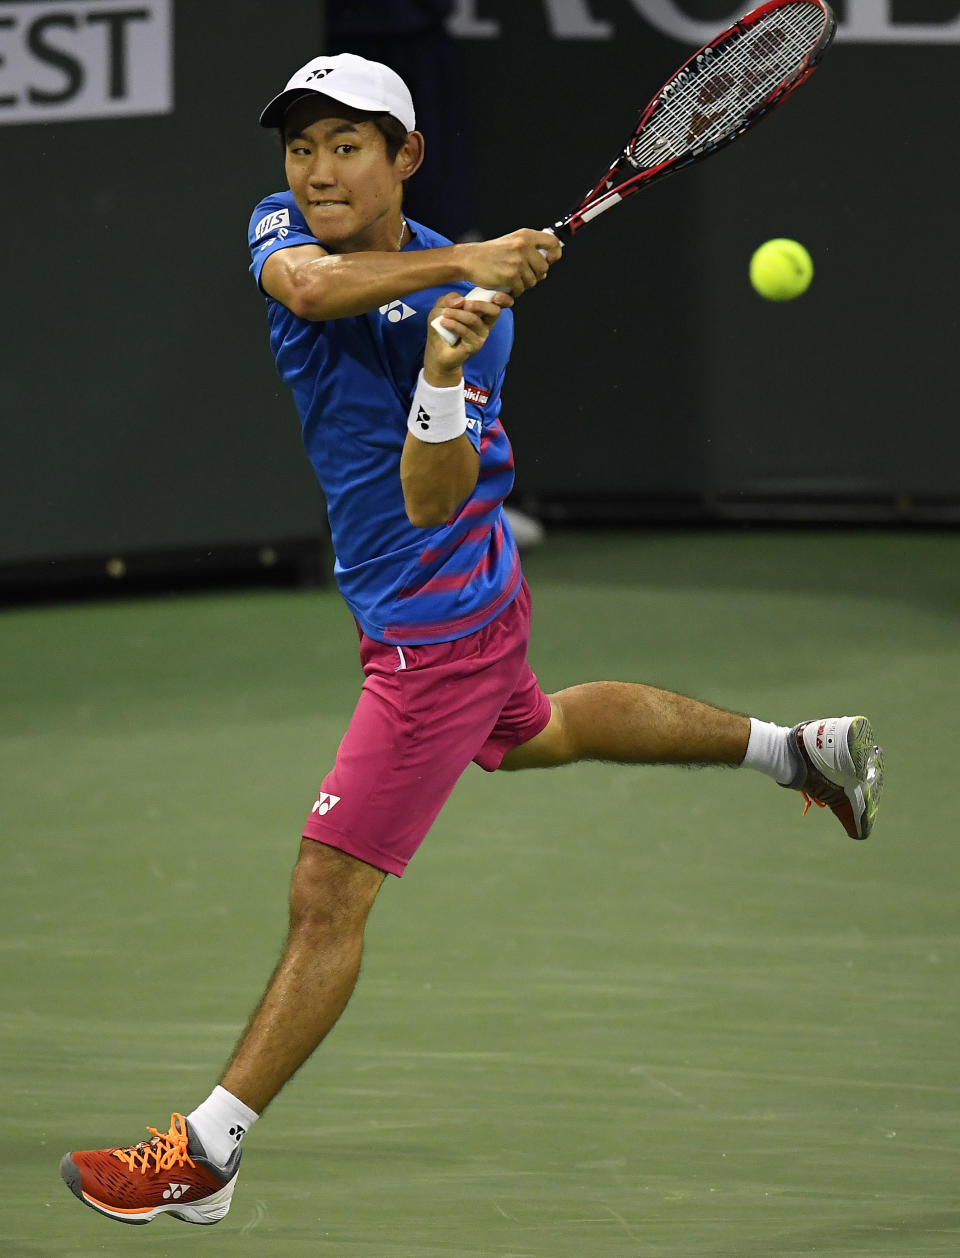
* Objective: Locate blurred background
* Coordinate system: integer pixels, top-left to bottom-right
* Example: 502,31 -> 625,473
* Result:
4,7 -> 960,1258
2,0 -> 957,592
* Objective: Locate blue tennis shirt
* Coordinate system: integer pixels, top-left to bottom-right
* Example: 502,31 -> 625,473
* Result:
248,193 -> 521,645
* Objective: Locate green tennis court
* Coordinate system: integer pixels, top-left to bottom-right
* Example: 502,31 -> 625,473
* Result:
3,529 -> 958,1258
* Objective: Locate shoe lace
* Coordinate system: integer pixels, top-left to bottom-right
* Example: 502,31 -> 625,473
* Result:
110,1113 -> 197,1176
800,789 -> 827,818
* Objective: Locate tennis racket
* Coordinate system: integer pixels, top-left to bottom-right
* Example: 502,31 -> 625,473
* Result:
433,0 -> 836,345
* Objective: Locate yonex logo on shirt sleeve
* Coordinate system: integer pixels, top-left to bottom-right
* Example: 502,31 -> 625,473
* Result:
259,227 -> 290,252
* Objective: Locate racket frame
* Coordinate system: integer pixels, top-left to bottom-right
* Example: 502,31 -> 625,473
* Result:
552,0 -> 837,242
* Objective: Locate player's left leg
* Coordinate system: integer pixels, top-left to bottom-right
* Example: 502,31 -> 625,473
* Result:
499,682 -> 883,840
499,681 -> 750,769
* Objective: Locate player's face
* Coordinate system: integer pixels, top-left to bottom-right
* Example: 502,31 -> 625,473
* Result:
283,99 -> 408,253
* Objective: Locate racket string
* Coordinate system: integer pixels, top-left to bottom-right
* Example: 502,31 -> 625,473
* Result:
629,2 -> 826,168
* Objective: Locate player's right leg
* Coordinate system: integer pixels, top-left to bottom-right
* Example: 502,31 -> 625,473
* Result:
218,839 -> 386,1113
60,597 -> 542,1227
60,840 -> 386,1225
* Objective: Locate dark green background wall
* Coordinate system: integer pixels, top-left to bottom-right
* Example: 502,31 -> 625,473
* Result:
451,0 -> 958,515
3,0 -> 957,576
1,0 -> 325,570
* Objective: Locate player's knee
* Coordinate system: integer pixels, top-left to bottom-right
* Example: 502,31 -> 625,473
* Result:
288,839 -> 383,939
544,695 -> 579,765
499,695 -> 579,770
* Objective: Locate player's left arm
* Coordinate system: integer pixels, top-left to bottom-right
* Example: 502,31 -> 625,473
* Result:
400,291 -> 512,529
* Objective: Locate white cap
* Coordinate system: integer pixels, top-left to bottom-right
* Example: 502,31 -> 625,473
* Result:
259,53 -> 415,132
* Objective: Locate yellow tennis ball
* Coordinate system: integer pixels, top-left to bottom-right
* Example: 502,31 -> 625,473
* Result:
749,238 -> 814,301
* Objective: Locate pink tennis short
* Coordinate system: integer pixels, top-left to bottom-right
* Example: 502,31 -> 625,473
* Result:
302,579 -> 552,876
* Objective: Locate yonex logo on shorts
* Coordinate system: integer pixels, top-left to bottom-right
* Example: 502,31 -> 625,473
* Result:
311,792 -> 341,816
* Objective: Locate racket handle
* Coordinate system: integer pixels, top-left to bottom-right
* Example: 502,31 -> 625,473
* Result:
430,236 -> 559,347
430,287 -> 499,346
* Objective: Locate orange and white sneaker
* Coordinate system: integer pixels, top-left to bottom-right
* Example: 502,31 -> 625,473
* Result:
787,715 -> 884,840
60,1113 -> 240,1226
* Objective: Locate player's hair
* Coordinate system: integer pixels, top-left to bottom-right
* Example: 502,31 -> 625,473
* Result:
374,114 -> 409,163
278,104 -> 409,163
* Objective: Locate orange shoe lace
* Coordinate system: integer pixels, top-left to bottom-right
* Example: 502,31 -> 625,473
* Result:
111,1113 -> 197,1176
800,790 -> 827,818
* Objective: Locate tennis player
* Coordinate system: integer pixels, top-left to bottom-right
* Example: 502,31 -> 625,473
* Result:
60,53 -> 884,1227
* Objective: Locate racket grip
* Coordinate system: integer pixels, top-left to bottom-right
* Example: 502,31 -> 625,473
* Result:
430,239 -> 559,346
430,286 -> 500,347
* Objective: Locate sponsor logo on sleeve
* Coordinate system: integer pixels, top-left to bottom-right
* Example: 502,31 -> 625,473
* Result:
464,382 -> 491,407
259,226 -> 290,252
254,208 -> 290,240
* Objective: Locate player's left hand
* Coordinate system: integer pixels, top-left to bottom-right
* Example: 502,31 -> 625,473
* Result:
424,290 -> 513,386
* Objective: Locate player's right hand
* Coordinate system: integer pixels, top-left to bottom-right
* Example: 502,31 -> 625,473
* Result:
424,290 -> 513,384
457,229 -> 563,296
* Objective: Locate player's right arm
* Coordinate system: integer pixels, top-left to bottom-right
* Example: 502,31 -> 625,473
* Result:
399,290 -> 512,529
260,229 -> 561,321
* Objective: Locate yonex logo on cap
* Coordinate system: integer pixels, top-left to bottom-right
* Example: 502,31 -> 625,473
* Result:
311,792 -> 341,816
260,53 -> 416,133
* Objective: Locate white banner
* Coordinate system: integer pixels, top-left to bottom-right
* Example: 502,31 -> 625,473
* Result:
449,0 -> 960,45
0,0 -> 173,126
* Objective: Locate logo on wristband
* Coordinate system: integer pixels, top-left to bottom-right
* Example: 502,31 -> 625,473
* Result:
415,406 -> 431,431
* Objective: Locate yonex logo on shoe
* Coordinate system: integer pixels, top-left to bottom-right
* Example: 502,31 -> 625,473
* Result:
311,792 -> 341,816
163,1183 -> 190,1200
816,721 -> 826,749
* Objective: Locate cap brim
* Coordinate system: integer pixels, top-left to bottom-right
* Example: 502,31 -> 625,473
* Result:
259,86 -> 413,131
259,88 -> 316,129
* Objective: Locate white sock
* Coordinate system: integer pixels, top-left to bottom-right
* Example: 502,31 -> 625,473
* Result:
186,1085 -> 259,1168
741,718 -> 799,786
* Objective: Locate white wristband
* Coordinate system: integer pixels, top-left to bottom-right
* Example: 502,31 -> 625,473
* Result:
407,370 -> 467,444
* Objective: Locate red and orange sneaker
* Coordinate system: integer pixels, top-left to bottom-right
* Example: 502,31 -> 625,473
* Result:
60,1113 -> 240,1226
